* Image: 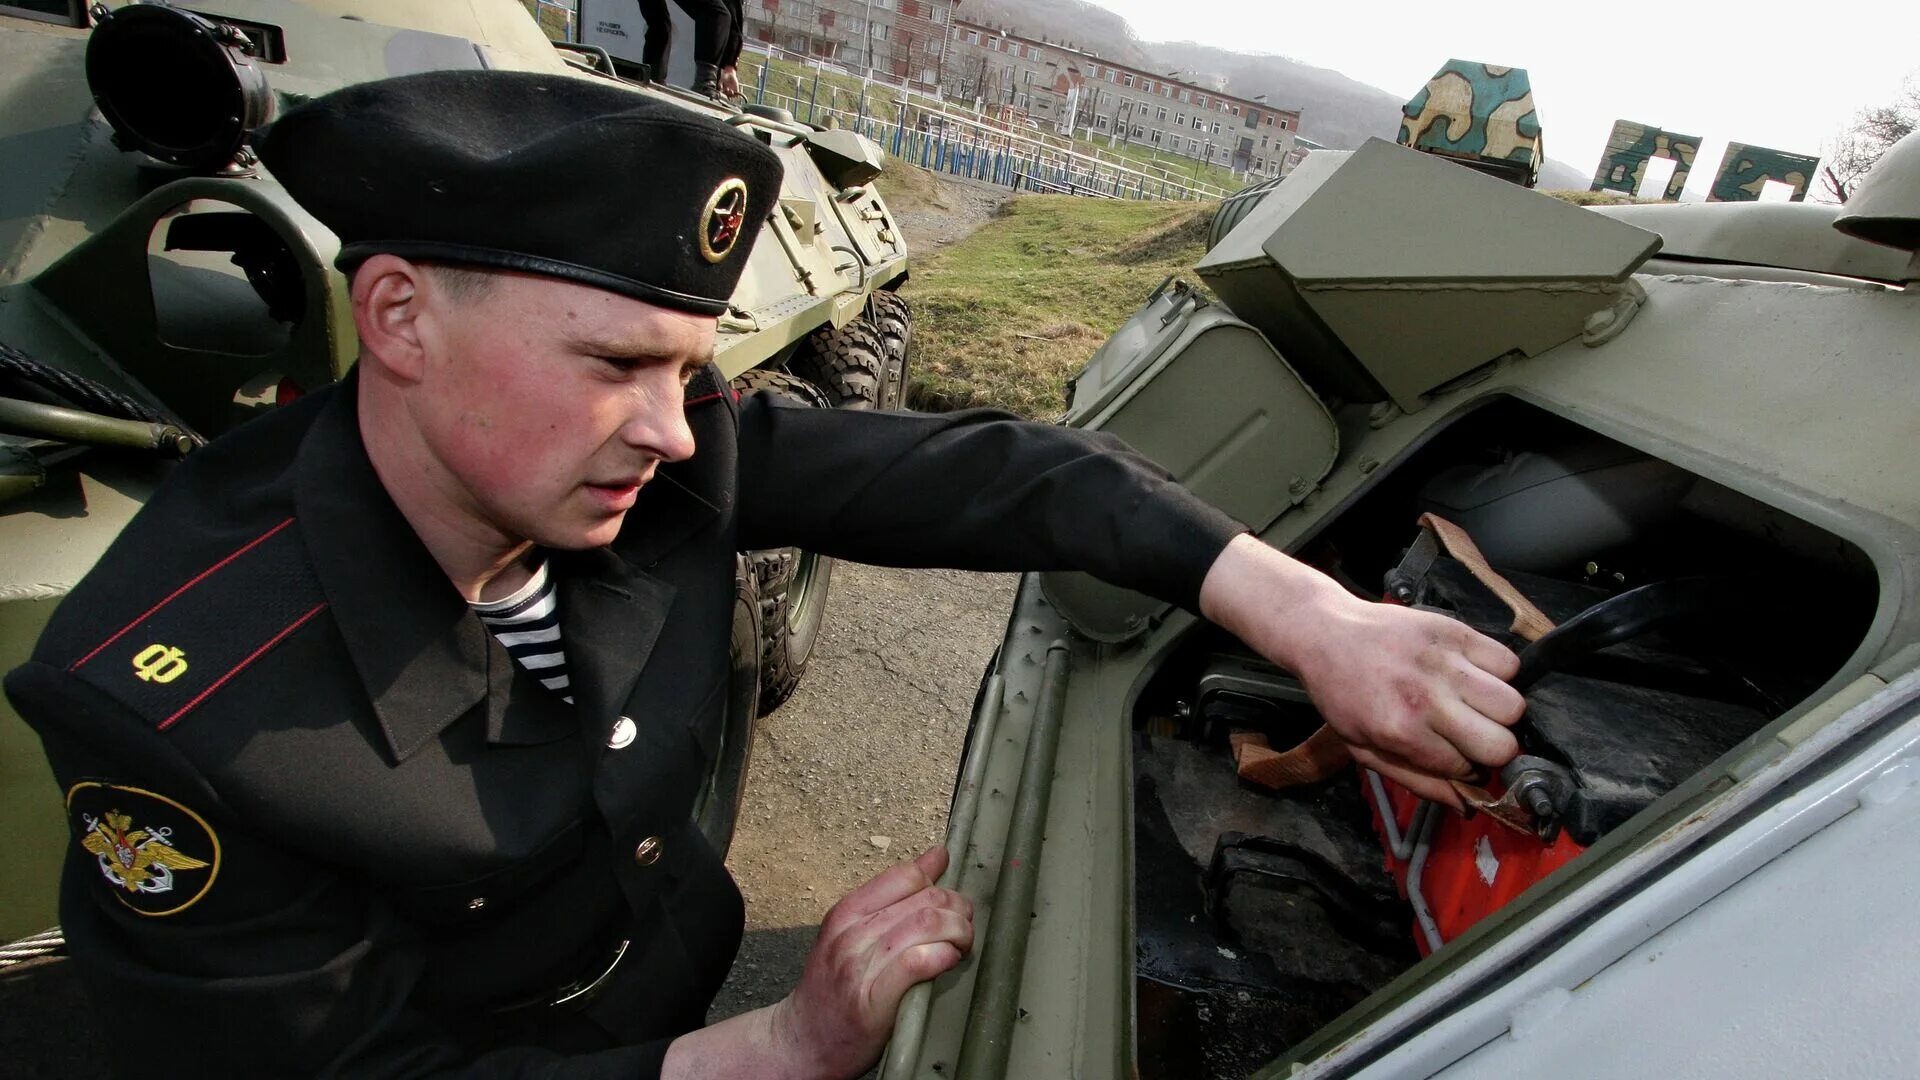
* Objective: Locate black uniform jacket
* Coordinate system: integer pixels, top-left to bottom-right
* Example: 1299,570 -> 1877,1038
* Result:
5,369 -> 1242,1078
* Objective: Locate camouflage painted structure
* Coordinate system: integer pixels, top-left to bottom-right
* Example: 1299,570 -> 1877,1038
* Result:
1709,141 -> 1821,202
1398,59 -> 1541,187
1590,119 -> 1700,201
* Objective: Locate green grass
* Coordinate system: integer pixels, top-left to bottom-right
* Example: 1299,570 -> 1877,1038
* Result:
902,194 -> 1212,418
736,55 -> 910,124
1546,189 -> 1659,206
1056,133 -> 1245,195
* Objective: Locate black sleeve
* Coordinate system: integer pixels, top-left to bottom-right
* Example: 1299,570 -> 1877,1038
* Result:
5,664 -> 671,1080
735,396 -> 1245,613
722,0 -> 743,66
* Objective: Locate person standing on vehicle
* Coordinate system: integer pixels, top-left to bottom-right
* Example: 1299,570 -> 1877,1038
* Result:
639,0 -> 744,99
4,72 -> 1526,1078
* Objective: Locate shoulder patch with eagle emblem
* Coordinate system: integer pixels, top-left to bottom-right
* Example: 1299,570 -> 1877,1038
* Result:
66,782 -> 220,917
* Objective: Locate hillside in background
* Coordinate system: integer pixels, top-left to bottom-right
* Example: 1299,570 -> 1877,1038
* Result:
956,0 -> 1149,66
1150,41 -> 1589,189
956,0 -> 1588,189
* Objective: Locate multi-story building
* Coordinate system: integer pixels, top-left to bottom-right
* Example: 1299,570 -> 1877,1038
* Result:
739,0 -> 959,90
944,19 -> 1302,179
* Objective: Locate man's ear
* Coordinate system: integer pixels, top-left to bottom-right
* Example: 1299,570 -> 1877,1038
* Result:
350,255 -> 432,383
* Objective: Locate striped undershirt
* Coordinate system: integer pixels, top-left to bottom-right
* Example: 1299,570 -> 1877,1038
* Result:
472,558 -> 573,704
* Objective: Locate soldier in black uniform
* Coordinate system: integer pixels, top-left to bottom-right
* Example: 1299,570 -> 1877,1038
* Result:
5,73 -> 1527,1078
638,0 -> 744,97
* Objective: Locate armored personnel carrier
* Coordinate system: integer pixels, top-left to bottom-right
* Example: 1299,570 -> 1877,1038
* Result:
0,0 -> 914,947
882,106 -> 1920,1080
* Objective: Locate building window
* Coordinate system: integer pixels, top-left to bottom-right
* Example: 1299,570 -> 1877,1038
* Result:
1179,89 -> 1190,103
871,0 -> 891,8
1151,130 -> 1162,145
931,9 -> 945,23
1192,116 -> 1202,130
1187,138 -> 1198,153
1155,106 -> 1167,121
923,67 -> 937,83
1133,124 -> 1144,138
966,29 -> 979,43
848,16 -> 864,33
1107,69 -> 1117,82
1030,49 -> 1043,63
987,37 -> 998,50
1096,115 -> 1108,131
819,9 -> 834,26
1231,105 -> 1239,116
1023,70 -> 1034,84
1279,117 -> 1289,130
1122,73 -> 1135,87
872,23 -> 887,39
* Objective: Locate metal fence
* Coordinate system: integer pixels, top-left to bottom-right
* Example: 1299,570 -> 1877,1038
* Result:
737,48 -> 1233,203
521,7 -> 1231,202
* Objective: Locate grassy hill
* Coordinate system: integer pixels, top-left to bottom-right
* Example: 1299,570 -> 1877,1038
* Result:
901,193 -> 1210,417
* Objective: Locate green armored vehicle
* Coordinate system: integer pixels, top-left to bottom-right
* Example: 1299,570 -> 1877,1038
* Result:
0,0 -> 913,947
882,100 -> 1920,1080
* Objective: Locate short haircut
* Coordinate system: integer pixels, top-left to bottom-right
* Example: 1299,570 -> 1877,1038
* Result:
421,263 -> 496,305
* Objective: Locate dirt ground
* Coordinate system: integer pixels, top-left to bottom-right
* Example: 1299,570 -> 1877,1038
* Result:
710,562 -> 1017,1021
885,168 -> 1013,251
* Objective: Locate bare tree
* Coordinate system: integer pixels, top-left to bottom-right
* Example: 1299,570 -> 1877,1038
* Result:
1823,76 -> 1919,203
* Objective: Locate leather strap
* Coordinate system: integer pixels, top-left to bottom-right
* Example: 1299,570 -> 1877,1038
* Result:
1417,513 -> 1556,643
1232,725 -> 1351,790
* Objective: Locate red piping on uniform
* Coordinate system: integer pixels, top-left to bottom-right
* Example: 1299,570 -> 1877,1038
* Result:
158,601 -> 329,731
684,391 -> 725,407
70,517 -> 299,672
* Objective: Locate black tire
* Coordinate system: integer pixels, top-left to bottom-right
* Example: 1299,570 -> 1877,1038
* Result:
866,291 -> 914,410
694,559 -> 762,856
786,318 -> 885,410
730,370 -> 836,715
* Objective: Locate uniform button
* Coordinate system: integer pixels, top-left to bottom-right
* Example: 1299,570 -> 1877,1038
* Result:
467,897 -> 487,911
633,836 -> 663,866
608,716 -> 638,750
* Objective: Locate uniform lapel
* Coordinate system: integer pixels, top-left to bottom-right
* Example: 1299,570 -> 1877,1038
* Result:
292,377 -> 490,764
552,546 -> 675,752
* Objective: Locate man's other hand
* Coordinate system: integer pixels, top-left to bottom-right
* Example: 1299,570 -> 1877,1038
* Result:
718,65 -> 741,98
772,845 -> 972,1077
1199,534 -> 1526,808
662,845 -> 971,1080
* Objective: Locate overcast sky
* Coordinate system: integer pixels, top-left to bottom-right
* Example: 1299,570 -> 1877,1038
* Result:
1086,0 -> 1919,199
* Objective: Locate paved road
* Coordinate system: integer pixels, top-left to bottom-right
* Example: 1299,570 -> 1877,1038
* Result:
711,561 -> 1017,1022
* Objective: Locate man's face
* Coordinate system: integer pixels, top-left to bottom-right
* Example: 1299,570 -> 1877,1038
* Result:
407,271 -> 710,551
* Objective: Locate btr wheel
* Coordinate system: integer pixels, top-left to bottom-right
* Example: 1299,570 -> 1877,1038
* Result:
730,369 -> 837,715
866,291 -> 914,410
786,318 -> 885,410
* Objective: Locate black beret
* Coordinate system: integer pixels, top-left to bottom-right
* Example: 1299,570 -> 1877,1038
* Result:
259,70 -> 782,315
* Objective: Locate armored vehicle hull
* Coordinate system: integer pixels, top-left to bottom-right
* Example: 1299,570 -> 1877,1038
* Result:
885,136 -> 1920,1078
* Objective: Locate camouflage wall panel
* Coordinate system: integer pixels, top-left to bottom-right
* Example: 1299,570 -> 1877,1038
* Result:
1589,119 -> 1699,202
1399,59 -> 1540,183
1708,142 -> 1821,202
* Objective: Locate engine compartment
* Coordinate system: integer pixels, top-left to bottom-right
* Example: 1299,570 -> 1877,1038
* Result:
1129,399 -> 1878,1078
